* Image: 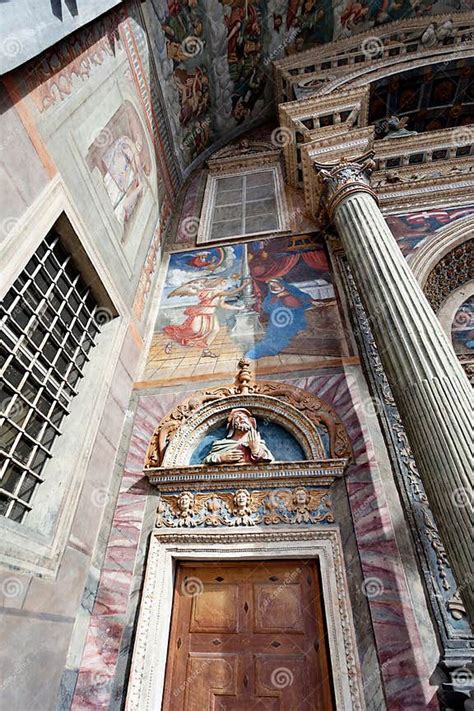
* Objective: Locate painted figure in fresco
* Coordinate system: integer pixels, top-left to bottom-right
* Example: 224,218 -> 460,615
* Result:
285,0 -> 332,50
162,0 -> 204,65
174,67 -> 210,126
222,0 -> 266,123
246,278 -> 329,360
163,277 -> 248,357
86,101 -> 152,232
204,408 -> 274,465
102,135 -> 147,225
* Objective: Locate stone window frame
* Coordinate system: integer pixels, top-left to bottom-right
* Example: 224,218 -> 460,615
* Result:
0,176 -> 129,576
125,528 -> 365,711
197,164 -> 288,245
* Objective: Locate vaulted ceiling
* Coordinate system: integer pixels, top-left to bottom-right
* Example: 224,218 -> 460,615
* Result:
144,0 -> 466,175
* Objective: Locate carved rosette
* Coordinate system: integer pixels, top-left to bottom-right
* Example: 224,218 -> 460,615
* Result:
313,151 -> 378,221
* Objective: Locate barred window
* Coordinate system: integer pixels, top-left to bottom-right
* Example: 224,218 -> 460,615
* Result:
198,167 -> 286,244
0,231 -> 103,523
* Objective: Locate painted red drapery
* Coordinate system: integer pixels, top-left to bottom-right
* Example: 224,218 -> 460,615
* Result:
249,254 -> 300,310
301,249 -> 328,271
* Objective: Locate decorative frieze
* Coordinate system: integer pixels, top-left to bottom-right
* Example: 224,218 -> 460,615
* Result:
156,486 -> 334,528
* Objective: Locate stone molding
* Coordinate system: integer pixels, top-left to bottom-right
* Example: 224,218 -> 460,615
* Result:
125,528 -> 366,711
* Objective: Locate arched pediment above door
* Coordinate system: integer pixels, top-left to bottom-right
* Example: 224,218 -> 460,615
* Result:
144,359 -> 352,470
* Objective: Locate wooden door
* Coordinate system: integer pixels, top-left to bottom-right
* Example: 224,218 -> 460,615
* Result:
162,560 -> 335,710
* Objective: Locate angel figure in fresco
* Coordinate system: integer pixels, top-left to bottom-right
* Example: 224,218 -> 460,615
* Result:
204,408 -> 274,465
246,278 -> 336,360
163,277 -> 248,358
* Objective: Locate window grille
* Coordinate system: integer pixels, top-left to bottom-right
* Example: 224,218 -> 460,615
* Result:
209,170 -> 280,241
0,231 -> 103,523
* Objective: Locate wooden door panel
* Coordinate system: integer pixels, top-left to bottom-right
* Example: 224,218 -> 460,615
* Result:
255,654 -> 309,703
190,584 -> 239,633
163,561 -> 335,711
183,654 -> 238,710
253,583 -> 305,634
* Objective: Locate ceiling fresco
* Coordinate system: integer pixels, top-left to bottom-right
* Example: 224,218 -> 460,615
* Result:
145,0 -> 464,174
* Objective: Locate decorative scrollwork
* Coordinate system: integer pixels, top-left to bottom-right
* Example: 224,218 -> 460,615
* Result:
156,486 -> 334,528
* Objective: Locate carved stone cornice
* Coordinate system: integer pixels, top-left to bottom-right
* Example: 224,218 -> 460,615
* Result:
273,12 -> 474,103
146,459 -> 347,488
313,152 -> 378,221
207,139 -> 281,174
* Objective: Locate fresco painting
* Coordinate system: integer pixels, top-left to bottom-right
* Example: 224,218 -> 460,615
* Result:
148,0 -> 461,170
386,206 -> 474,258
145,234 -> 349,381
452,296 -> 474,356
86,100 -> 153,237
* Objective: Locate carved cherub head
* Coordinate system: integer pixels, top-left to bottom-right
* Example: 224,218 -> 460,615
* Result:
233,488 -> 251,514
177,491 -> 194,514
293,487 -> 310,508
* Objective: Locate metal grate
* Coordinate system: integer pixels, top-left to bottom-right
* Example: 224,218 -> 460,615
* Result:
0,232 -> 102,523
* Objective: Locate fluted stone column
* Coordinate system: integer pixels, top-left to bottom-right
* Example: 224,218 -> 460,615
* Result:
314,152 -> 474,622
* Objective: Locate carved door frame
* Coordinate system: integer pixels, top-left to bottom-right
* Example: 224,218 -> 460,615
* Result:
125,527 -> 365,711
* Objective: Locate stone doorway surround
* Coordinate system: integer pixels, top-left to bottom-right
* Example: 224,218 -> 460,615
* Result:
125,527 -> 365,711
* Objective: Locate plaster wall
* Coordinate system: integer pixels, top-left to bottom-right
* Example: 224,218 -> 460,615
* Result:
0,4 -> 177,708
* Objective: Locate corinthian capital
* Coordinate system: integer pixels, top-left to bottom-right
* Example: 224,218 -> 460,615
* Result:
313,151 -> 377,219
